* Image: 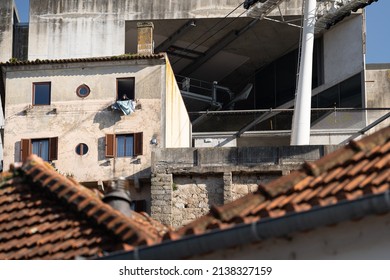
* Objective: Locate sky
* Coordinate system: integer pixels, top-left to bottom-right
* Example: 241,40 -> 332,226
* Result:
13,0 -> 390,63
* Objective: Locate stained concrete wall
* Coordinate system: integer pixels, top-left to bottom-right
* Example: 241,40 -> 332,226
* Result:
193,212 -> 390,259
0,0 -> 14,63
28,0 -> 245,60
2,58 -> 166,182
323,15 -> 364,85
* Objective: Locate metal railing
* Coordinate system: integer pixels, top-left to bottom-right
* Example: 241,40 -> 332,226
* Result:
189,108 -> 390,135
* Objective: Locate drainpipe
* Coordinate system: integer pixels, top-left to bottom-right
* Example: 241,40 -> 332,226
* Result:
291,0 -> 316,145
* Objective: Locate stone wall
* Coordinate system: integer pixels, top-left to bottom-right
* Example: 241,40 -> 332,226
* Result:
151,145 -> 340,227
172,175 -> 223,228
231,172 -> 281,201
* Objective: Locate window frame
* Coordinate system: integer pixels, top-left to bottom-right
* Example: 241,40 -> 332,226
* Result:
116,77 -> 135,101
76,84 -> 91,98
105,132 -> 143,158
75,143 -> 89,156
21,137 -> 58,162
33,82 -> 51,106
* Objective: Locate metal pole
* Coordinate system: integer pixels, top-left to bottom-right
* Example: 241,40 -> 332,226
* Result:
290,0 -> 316,145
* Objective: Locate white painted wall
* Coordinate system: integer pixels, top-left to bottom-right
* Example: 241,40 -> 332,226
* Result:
323,15 -> 364,85
165,58 -> 191,148
193,212 -> 390,259
3,59 -> 168,182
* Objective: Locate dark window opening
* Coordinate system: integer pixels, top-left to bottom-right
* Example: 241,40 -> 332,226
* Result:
117,78 -> 135,100
131,200 -> 147,212
33,82 -> 51,105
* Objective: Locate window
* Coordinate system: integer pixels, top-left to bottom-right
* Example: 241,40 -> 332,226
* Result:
21,137 -> 58,162
105,133 -> 143,158
117,78 -> 135,100
75,143 -> 89,155
33,82 -> 51,105
76,84 -> 90,98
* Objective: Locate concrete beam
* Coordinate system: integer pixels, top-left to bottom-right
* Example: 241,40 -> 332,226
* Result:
180,19 -> 259,76
155,20 -> 196,53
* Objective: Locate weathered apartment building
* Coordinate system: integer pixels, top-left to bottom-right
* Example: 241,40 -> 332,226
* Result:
0,0 -> 388,226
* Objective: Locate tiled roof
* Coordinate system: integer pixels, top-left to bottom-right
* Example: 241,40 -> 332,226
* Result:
170,126 -> 390,239
0,53 -> 165,67
0,155 -> 166,260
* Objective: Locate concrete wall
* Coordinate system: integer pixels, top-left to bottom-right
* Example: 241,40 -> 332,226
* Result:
0,0 -> 14,62
165,58 -> 191,148
323,15 -> 364,85
2,58 -> 165,182
28,0 -> 244,60
195,213 -> 390,259
365,65 -> 390,133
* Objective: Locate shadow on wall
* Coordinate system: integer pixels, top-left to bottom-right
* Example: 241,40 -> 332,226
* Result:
93,109 -> 121,130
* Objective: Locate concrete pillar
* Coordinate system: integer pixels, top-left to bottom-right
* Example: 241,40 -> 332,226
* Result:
137,22 -> 154,55
223,172 -> 233,204
150,173 -> 173,226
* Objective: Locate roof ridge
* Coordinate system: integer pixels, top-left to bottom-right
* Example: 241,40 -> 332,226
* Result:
0,53 -> 165,66
18,155 -> 160,246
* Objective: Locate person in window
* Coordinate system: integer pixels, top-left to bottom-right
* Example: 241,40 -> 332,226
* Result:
121,94 -> 129,100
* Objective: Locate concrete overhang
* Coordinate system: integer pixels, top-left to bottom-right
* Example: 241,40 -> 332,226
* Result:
125,15 -> 302,91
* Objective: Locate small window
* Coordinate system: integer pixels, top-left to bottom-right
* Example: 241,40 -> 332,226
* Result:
33,82 -> 51,105
75,143 -> 89,155
105,133 -> 143,158
76,84 -> 90,98
117,78 -> 135,100
21,137 -> 58,162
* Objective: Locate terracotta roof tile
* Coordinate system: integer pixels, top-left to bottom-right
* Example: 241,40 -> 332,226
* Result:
1,54 -> 165,67
170,127 -> 390,241
0,154 -> 167,259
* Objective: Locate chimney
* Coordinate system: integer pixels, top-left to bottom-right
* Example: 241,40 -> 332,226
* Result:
137,22 -> 154,55
102,177 -> 132,217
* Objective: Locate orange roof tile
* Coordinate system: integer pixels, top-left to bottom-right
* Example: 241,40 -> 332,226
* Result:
0,155 -> 166,260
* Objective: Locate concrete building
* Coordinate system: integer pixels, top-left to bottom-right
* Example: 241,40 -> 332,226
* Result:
0,23 -> 191,211
0,0 -> 383,146
0,1 -> 387,147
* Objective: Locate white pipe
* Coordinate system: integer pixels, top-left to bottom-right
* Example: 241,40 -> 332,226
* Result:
291,0 -> 317,145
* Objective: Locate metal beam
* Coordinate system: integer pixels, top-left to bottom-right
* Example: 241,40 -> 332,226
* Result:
180,19 -> 259,76
155,20 -> 196,53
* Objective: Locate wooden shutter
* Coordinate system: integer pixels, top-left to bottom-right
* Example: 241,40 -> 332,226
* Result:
49,137 -> 58,161
134,132 -> 143,156
20,139 -> 31,162
105,134 -> 116,158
